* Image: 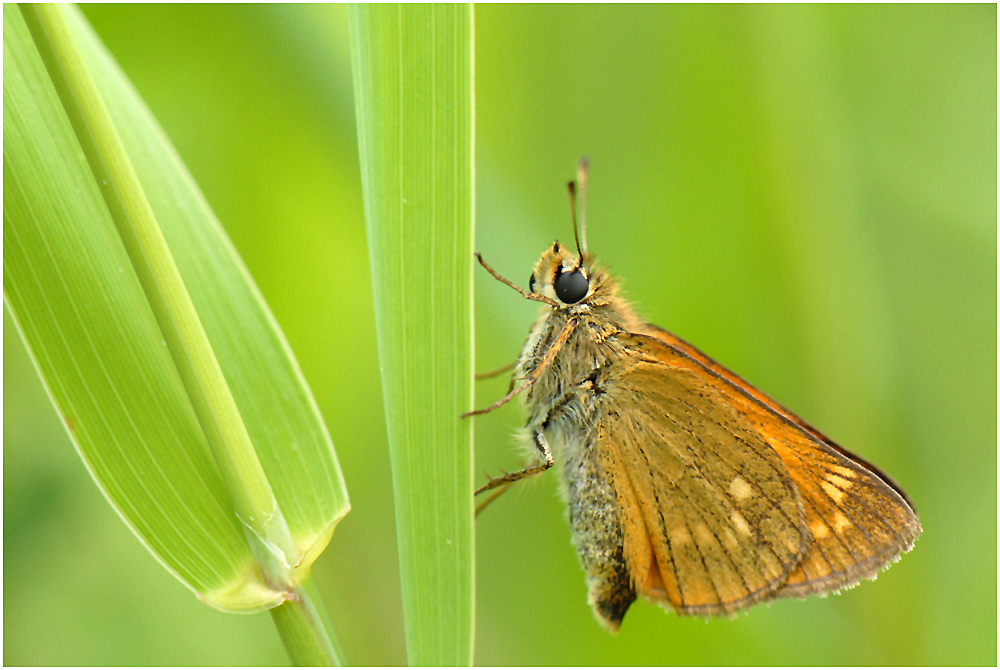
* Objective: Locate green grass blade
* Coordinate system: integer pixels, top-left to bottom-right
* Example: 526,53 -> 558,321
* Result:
61,4 -> 351,576
5,6 -> 348,659
348,4 -> 475,665
5,4 -> 254,608
19,1 -> 299,583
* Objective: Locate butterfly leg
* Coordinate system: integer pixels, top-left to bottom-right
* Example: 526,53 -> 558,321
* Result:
475,429 -> 554,496
463,320 -> 578,418
463,378 -> 532,418
474,360 -> 517,381
475,482 -> 513,516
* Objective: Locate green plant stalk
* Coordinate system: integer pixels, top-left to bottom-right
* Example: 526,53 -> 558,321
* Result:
348,4 -> 475,666
19,4 -> 340,664
270,572 -> 345,666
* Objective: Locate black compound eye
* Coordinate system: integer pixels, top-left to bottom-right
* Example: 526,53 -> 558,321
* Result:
554,269 -> 589,304
528,274 -> 536,293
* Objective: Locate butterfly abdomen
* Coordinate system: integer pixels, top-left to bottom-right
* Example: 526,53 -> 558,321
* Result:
548,411 -> 637,631
523,319 -> 641,631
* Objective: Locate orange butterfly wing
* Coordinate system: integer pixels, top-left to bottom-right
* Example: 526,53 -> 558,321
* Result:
596,325 -> 920,616
638,323 -> 917,509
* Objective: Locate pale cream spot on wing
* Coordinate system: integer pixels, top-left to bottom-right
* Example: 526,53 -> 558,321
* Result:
670,526 -> 692,545
826,473 -> 853,490
811,520 -> 830,539
719,528 -> 739,549
832,465 -> 857,479
757,549 -> 783,581
821,481 -> 845,503
694,523 -> 715,547
832,513 -> 851,533
731,511 -> 751,537
720,528 -> 739,549
729,475 -> 753,501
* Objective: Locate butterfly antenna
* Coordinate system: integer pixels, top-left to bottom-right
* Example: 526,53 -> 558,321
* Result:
567,180 -> 583,259
577,156 -> 589,255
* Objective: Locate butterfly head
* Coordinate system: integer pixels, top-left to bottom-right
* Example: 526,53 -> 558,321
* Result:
522,158 -> 618,312
528,241 -> 607,309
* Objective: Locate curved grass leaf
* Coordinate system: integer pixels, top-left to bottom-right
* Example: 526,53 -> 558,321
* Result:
4,2 -> 349,632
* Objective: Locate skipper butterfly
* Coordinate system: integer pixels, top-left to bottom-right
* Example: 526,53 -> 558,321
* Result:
469,159 -> 921,630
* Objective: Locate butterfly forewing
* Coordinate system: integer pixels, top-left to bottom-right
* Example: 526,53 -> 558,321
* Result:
620,329 -> 921,607
600,342 -> 808,616
638,323 -> 917,509
767,432 -> 921,597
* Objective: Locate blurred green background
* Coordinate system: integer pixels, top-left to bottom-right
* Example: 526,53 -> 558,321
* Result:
4,5 -> 995,665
